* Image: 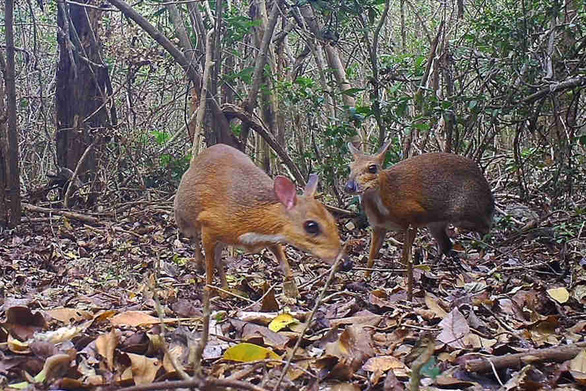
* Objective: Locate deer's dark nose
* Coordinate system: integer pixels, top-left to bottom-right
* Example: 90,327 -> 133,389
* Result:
345,180 -> 357,194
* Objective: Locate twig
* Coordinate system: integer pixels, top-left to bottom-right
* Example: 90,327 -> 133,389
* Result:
211,285 -> 255,303
324,204 -> 357,217
63,142 -> 95,208
463,341 -> 586,373
152,254 -> 192,381
23,203 -> 101,225
222,359 -> 317,380
353,267 -> 407,273
297,269 -> 329,290
273,250 -> 345,390
191,28 -> 214,158
243,283 -> 277,311
116,377 -> 268,391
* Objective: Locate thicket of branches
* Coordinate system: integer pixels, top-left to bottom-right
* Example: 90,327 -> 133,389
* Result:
1,0 -> 585,223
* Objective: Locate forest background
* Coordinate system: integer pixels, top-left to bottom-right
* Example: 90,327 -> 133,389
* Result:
1,0 -> 586,389
0,0 -> 584,221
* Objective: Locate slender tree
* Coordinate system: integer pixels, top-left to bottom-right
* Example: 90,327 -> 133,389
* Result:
1,0 -> 22,227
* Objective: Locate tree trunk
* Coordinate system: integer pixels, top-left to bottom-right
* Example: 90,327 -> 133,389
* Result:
0,54 -> 9,227
55,0 -> 114,204
1,0 -> 22,227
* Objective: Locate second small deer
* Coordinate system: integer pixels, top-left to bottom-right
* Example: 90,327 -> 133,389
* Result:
345,141 -> 494,299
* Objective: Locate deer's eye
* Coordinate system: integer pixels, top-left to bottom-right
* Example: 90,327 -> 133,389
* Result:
368,165 -> 378,174
304,220 -> 320,236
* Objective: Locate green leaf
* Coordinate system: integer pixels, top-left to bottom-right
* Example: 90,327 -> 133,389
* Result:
7,381 -> 30,390
223,343 -> 281,362
412,123 -> 431,131
341,87 -> 365,96
420,356 -> 441,379
268,313 -> 298,332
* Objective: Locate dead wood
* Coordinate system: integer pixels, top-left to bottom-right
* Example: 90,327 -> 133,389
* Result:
463,341 -> 586,373
22,203 -> 101,225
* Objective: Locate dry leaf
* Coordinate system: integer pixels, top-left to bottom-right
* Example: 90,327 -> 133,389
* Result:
261,283 -> 280,312
363,356 -> 406,372
318,325 -> 375,380
110,311 -> 159,327
163,344 -> 187,374
547,287 -> 570,304
96,329 -> 119,370
330,383 -> 361,391
437,308 -> 470,349
570,350 -> 586,373
231,319 -> 290,349
424,293 -> 448,319
34,325 -> 84,344
45,308 -> 93,324
464,333 -> 497,349
127,353 -> 162,385
5,306 -> 47,341
7,335 -> 30,354
362,356 -> 406,385
33,353 -> 72,383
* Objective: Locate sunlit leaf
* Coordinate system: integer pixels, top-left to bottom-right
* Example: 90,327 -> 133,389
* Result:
547,287 -> 570,304
268,313 -> 298,332
223,342 -> 280,362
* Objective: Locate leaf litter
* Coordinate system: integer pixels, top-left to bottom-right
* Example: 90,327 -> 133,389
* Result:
0,200 -> 585,390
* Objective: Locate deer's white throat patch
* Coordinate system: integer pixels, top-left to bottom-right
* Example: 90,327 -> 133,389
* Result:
239,233 -> 287,245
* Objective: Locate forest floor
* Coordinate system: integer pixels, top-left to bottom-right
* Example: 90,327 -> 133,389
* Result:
1,196 -> 585,390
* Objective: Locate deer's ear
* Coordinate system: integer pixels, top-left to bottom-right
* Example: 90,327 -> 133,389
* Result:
304,174 -> 319,197
274,176 -> 297,210
375,140 -> 392,161
348,142 -> 362,157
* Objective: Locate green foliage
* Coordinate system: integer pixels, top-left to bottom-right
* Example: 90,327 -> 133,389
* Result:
224,10 -> 262,45
420,357 -> 441,379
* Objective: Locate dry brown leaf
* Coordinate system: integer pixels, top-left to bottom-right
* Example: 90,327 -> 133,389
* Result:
110,311 -> 159,327
45,308 -> 93,324
463,333 -> 497,349
127,353 -> 162,385
362,356 -> 406,385
570,350 -> 586,373
231,319 -> 290,350
4,306 -> 47,341
383,369 -> 405,390
424,293 -> 448,319
437,308 -> 470,349
260,283 -> 280,312
363,356 -> 406,372
96,329 -> 119,370
329,383 -> 360,391
318,325 -> 375,380
162,344 -> 187,374
36,353 -> 72,383
330,313 -> 382,328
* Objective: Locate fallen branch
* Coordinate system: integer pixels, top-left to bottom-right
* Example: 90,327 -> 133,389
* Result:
23,203 -> 101,225
463,341 -> 586,373
116,377 -> 268,391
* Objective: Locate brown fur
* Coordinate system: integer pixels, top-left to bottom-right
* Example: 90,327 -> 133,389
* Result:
346,142 -> 494,276
175,144 -> 341,289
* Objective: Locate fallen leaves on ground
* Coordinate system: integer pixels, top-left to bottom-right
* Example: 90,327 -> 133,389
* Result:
1,200 -> 585,389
